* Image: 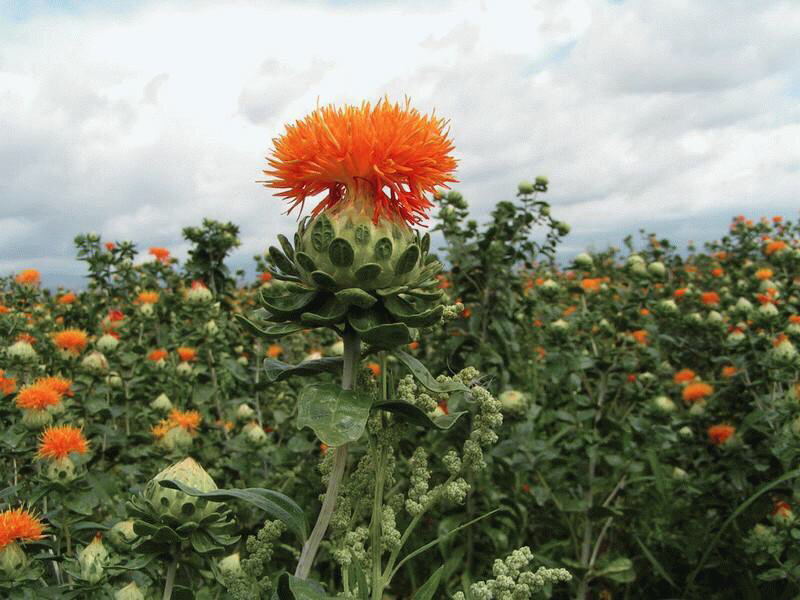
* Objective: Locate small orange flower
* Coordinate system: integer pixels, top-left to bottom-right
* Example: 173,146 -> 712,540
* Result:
711,268 -> 724,277
53,329 -> 89,355
37,425 -> 89,460
683,382 -> 713,404
581,278 -> 602,292
149,247 -> 170,262
58,292 -> 76,305
148,348 -> 168,362
674,288 -> 687,299
755,268 -> 773,281
16,384 -> 61,411
35,376 -> 73,398
136,290 -> 160,304
721,365 -> 738,378
461,306 -> 472,318
177,347 -> 196,362
773,216 -> 783,224
631,330 -> 649,345
0,508 -> 45,549
700,291 -> 720,306
0,370 -> 17,396
267,344 -> 283,359
563,306 -> 577,317
16,333 -> 36,345
168,409 -> 202,432
765,240 -> 787,256
260,271 -> 273,283
15,269 -> 40,285
640,308 -> 650,316
320,443 -> 329,455
685,265 -> 697,275
105,242 -> 115,251
708,424 -> 735,446
263,99 -> 458,226
772,500 -> 792,519
0,304 -> 10,314
408,341 -> 419,350
673,369 -> 696,384
151,421 -> 171,439
367,362 -> 381,377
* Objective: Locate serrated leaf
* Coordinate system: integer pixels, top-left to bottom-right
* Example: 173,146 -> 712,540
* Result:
297,383 -> 372,447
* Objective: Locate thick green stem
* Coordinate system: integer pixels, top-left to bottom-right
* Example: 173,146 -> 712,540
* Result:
294,326 -> 360,579
163,555 -> 178,600
370,439 -> 388,599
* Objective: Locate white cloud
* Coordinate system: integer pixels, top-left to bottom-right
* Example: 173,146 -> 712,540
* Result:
1,0 -> 799,287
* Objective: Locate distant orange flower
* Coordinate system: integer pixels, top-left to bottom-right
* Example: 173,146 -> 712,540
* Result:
260,272 -> 273,283
169,409 -> 202,432
367,362 -> 381,377
408,341 -> 419,350
461,306 -> 472,318
708,424 -> 735,446
721,366 -> 738,378
177,347 -> 196,362
15,269 -> 40,285
773,216 -> 783,224
773,334 -> 789,347
0,304 -> 10,314
685,265 -> 697,275
0,370 -> 17,396
765,240 -> 787,256
37,425 -> 88,460
581,278 -> 602,292
755,268 -> 773,281
790,315 -> 800,325
683,382 -> 713,404
151,421 -> 171,439
149,247 -> 170,262
35,376 -> 73,398
263,99 -> 458,226
16,333 -> 36,345
148,348 -> 168,362
58,292 -> 76,305
700,292 -> 720,306
711,268 -> 724,277
535,346 -> 546,360
640,308 -> 650,316
0,508 -> 45,549
674,288 -> 687,299
563,306 -> 576,317
267,344 -> 283,359
772,500 -> 792,519
53,329 -> 88,355
631,330 -> 649,345
136,290 -> 159,304
105,242 -> 115,251
673,369 -> 696,384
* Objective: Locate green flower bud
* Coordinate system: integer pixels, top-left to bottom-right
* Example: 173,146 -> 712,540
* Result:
653,395 -> 676,412
574,252 -> 593,269
78,534 -> 108,584
159,426 -> 193,452
236,403 -> 255,421
0,542 -> 27,578
22,409 -> 53,430
46,456 -> 77,483
7,341 -> 37,363
107,520 -> 137,550
145,458 -> 221,523
647,261 -> 665,278
96,334 -> 119,353
244,422 -> 268,446
81,351 -> 109,373
150,393 -> 172,412
555,221 -> 570,236
517,181 -> 535,195
115,581 -> 145,600
218,552 -> 242,577
498,390 -> 526,415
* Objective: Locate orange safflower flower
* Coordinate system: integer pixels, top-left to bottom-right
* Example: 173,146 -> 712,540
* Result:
16,333 -> 36,345
640,308 -> 650,316
37,425 -> 89,459
15,269 -> 40,285
711,268 -> 724,277
177,347 -> 196,362
685,265 -> 697,274
436,275 -> 451,289
58,292 -> 76,305
136,290 -> 159,304
260,272 -> 273,283
708,424 -> 735,446
773,216 -> 783,224
563,306 -> 576,317
105,242 -> 115,251
0,508 -> 45,549
721,366 -> 738,378
581,278 -> 602,292
15,384 -> 61,411
631,330 -> 649,345
715,252 -> 727,260
755,268 -> 773,281
148,348 -> 168,362
790,315 -> 800,325
168,409 -> 202,432
151,421 -> 171,439
35,376 -> 73,398
535,346 -> 546,360
408,341 -> 419,350
53,329 -> 88,355
700,292 -> 720,306
0,304 -> 10,314
673,369 -> 696,384
149,247 -> 170,262
765,240 -> 787,256
683,382 -> 713,404
674,288 -> 687,299
773,334 -> 789,347
0,370 -> 17,396
263,99 -> 458,226
772,500 -> 792,519
367,362 -> 381,377
267,344 -> 283,358
462,306 -> 472,318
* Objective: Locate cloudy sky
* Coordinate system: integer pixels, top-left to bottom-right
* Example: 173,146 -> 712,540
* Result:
2,0 -> 799,288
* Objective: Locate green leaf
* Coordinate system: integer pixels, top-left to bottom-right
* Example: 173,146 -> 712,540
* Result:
157,480 -> 308,542
374,401 -> 467,430
296,383 -> 372,447
413,565 -> 444,600
633,535 -> 677,589
393,350 -> 469,394
335,288 -> 377,308
272,573 -> 332,599
264,357 -> 343,383
235,314 -> 305,339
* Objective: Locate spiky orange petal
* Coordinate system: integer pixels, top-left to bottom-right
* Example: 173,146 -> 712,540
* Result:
53,329 -> 89,354
0,508 -> 45,549
37,425 -> 89,460
16,384 -> 61,411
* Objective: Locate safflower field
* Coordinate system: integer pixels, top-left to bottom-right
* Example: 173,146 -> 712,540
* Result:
3,101 -> 800,600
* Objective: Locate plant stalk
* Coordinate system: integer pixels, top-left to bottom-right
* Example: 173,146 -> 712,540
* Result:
163,555 -> 178,600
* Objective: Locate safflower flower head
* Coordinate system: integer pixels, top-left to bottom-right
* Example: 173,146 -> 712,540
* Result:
0,508 -> 45,549
263,98 -> 458,226
167,409 -> 202,432
721,365 -> 738,378
147,348 -> 168,362
57,291 -> 76,305
700,291 -> 720,306
136,290 -> 159,305
765,240 -> 788,256
14,269 -> 40,285
177,347 -> 196,362
631,329 -> 649,345
15,383 -> 61,411
0,370 -> 18,396
682,382 -> 713,404
35,376 -> 73,398
673,369 -> 696,384
37,425 -> 89,460
755,268 -> 774,281
708,424 -> 735,446
148,247 -> 170,263
53,329 -> 89,355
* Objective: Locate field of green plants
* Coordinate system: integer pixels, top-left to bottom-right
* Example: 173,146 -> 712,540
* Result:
2,182 -> 800,599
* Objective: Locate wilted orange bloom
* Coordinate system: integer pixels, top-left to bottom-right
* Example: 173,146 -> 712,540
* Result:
177,347 -> 196,362
148,348 -> 168,362
320,443 -> 329,455
53,329 -> 88,355
708,424 -> 735,446
631,330 -> 649,345
58,292 -> 76,305
773,334 -> 789,347
715,252 -> 727,260
683,382 -> 713,404
765,240 -> 787,256
168,409 -> 202,432
0,508 -> 45,549
673,369 -> 696,384
755,268 -> 773,281
721,366 -> 738,378
267,344 -> 283,359
35,376 -> 73,398
15,269 -> 40,285
462,306 -> 472,318
700,292 -> 720,306
756,293 -> 775,305
533,319 -> 543,327
711,268 -> 724,277
149,247 -> 170,262
565,271 -> 576,280
37,425 -> 89,459
136,290 -> 159,304
674,288 -> 687,299
535,346 -> 546,360
367,362 -> 381,377
263,99 -> 458,226
0,370 -> 17,396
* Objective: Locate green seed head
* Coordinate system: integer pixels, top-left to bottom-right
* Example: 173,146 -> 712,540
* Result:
146,458 -> 220,522
0,542 -> 27,579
